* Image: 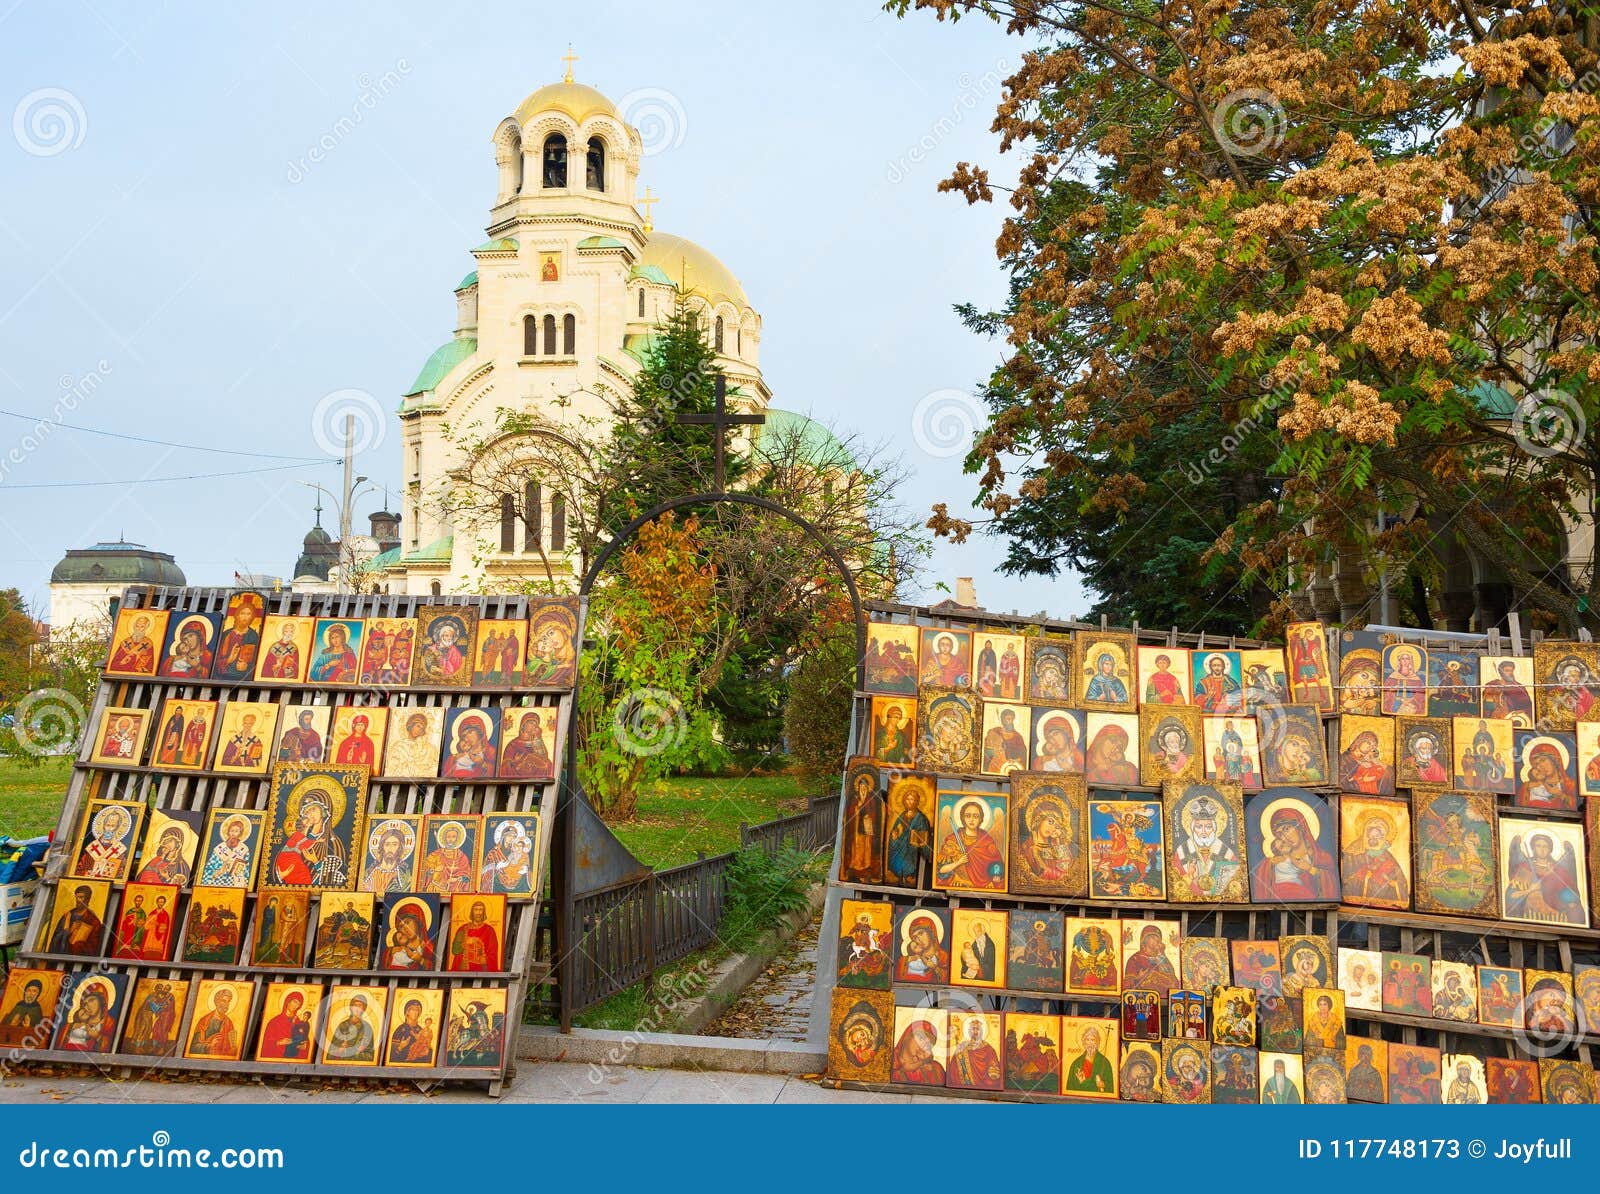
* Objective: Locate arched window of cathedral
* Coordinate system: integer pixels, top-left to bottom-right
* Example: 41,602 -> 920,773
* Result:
563,313 -> 576,355
737,327 -> 742,355
551,494 -> 567,551
542,134 -> 568,188
638,288 -> 645,318
431,581 -> 442,596
714,316 -> 725,353
524,480 -> 543,550
523,314 -> 538,357
586,137 -> 606,191
499,493 -> 516,553
543,313 -> 558,355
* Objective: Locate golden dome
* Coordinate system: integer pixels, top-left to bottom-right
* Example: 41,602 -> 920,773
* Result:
513,81 -> 619,128
640,231 -> 750,308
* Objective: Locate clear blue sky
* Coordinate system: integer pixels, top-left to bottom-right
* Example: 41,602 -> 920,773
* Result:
0,0 -> 1089,619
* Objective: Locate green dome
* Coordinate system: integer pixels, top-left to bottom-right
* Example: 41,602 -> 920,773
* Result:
473,237 -> 518,253
578,235 -> 626,250
405,337 -> 478,397
758,409 -> 854,470
456,269 -> 478,290
51,541 -> 186,587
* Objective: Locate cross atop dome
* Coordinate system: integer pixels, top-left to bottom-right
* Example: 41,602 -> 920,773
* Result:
562,45 -> 579,84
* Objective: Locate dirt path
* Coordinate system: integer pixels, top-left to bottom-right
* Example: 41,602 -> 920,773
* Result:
705,914 -> 820,1042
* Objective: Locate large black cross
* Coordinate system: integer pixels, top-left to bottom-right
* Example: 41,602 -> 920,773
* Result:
675,372 -> 764,493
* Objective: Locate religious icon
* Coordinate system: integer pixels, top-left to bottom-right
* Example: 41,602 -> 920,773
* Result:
951,907 -> 1006,989
87,706 -> 152,767
249,890 -> 309,966
1211,1045 -> 1259,1104
896,998 -> 940,1081
1539,1058 -> 1597,1104
1279,935 -> 1332,997
1485,1057 -> 1540,1105
211,591 -> 266,681
499,707 -> 559,781
194,807 -> 265,890
1336,947 -> 1383,1012
1006,908 -> 1064,993
1190,650 -> 1243,714
1591,797 -> 1600,929
1302,988 -> 1346,1051
1165,779 -> 1248,902
480,813 -> 540,896
1239,648 -> 1289,714
1413,790 -> 1497,917
1578,721 -> 1600,798
1511,730 -> 1579,810
1336,714 -> 1394,795
1257,704 -> 1326,786
468,618 -> 524,687
1303,1049 -> 1346,1104
914,688 -> 977,774
1259,997 -> 1300,1052
51,971 -> 128,1055
1525,969 -> 1578,1039
213,700 -> 279,775
183,979 -> 253,1062
314,892 -> 375,968
1339,795 -> 1411,910
256,614 -> 314,682
1203,715 -> 1261,789
538,250 -> 560,281
1137,645 -> 1191,707
1180,937 -> 1230,995
882,771 -> 934,886
1088,798 -> 1165,899
1212,986 -> 1257,1046
1387,1043 -> 1441,1104
1120,920 -> 1181,995
356,816 -> 422,897
379,894 -> 440,970
382,706 -> 445,778
0,967 -> 67,1051
1162,1039 -> 1211,1104
156,610 -> 220,680
1169,988 -> 1208,1039
1449,716 -> 1514,793
1003,1012 -> 1062,1094
152,697 -> 217,770
863,621 -> 920,695
357,616 -> 414,687
1382,953 -> 1432,1017
119,977 -> 191,1058
1337,639 -> 1382,716
1065,917 -> 1120,997
1120,990 -> 1163,1042
307,618 -> 363,684
827,989 -> 892,1084
1343,1038 -> 1386,1103
978,700 -> 1030,776
180,885 -> 246,964
1575,964 -> 1600,1035
441,707 -> 500,778
41,878 -> 109,957
932,789 -> 1007,893
525,599 -> 579,688
69,797 -> 143,882
1024,634 -> 1074,707
1077,632 -> 1136,713
919,627 -> 972,689
384,987 -> 445,1067
1119,1042 -> 1163,1103
1140,705 -> 1203,785
105,606 -> 170,678
132,806 -> 203,887
1286,622 -> 1334,712
414,605 -> 479,687
1230,940 -> 1284,996
444,986 -> 508,1069
1393,716 -> 1450,789
1427,651 -> 1481,717
1008,773 -> 1086,897
322,985 -> 387,1066
1030,707 -> 1086,773
1083,712 -> 1141,786
273,704 -> 329,765
1259,1051 -> 1305,1104
839,757 -> 884,885
263,762 -> 367,892
1500,815 -> 1589,927
329,705 -> 389,771
111,882 -> 179,962
866,695 -> 916,767
972,630 -> 1025,701
945,1010 -> 1003,1091
419,815 -> 483,895
892,905 -> 950,984
837,899 -> 893,990
447,893 -> 505,972
1059,1016 -> 1119,1099
1480,654 -> 1535,725
1533,640 -> 1600,730
255,982 -> 324,1063
1244,788 -> 1338,903
1476,966 -> 1524,1029
1430,961 -> 1477,1023
1381,643 -> 1427,715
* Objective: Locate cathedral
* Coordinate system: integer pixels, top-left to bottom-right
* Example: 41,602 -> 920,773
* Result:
376,62 -> 826,595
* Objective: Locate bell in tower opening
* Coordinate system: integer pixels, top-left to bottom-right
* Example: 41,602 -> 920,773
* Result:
542,134 -> 567,188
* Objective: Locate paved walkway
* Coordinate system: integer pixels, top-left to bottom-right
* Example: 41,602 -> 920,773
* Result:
707,915 -> 820,1042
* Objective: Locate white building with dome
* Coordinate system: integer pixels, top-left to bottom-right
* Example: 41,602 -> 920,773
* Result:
381,64 -> 823,595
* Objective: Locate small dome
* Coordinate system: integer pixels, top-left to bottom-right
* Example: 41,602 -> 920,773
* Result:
640,231 -> 750,308
405,336 -> 478,397
513,81 -> 619,128
51,541 -> 186,587
303,525 -> 333,546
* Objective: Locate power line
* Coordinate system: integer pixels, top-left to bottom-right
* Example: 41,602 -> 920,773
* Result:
0,408 -> 334,462
2,461 -> 336,489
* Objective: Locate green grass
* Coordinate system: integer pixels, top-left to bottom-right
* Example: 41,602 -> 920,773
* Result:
0,757 -> 72,839
608,773 -> 816,868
